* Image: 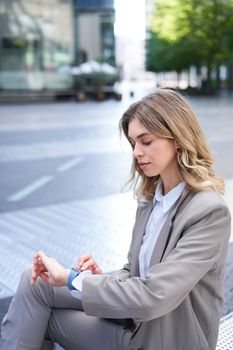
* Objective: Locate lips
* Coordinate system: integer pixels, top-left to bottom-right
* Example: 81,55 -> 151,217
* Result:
139,162 -> 150,170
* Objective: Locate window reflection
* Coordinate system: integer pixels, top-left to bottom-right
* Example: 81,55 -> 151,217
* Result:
0,0 -> 74,90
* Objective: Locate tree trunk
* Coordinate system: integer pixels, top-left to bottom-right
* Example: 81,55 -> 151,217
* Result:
216,63 -> 221,92
196,65 -> 202,89
176,71 -> 179,88
187,68 -> 191,88
227,61 -> 233,92
207,62 -> 212,94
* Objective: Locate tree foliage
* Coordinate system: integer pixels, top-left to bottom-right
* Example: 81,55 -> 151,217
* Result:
147,0 -> 233,80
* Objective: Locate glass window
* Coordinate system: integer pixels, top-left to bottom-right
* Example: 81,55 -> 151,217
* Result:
0,0 -> 74,91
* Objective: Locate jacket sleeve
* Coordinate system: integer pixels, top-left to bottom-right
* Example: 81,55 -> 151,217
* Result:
113,262 -> 131,282
81,202 -> 231,323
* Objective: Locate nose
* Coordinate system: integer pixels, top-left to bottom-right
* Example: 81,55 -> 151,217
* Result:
133,143 -> 144,158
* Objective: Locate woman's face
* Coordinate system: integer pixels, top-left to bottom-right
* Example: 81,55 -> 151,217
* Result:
128,118 -> 179,179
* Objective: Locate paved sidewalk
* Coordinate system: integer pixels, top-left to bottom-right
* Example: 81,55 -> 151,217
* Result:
0,191 -> 136,299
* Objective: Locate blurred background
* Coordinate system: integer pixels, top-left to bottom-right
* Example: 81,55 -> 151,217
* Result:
0,0 -> 232,100
0,0 -> 233,325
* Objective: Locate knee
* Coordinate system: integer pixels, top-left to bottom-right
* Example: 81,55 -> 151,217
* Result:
10,266 -> 34,306
20,265 -> 46,292
17,265 -> 54,306
18,265 -> 45,295
24,265 -> 33,280
18,265 -> 33,291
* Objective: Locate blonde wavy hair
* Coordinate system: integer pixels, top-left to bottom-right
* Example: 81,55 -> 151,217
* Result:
120,89 -> 224,199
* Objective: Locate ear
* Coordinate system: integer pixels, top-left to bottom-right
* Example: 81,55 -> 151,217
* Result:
175,140 -> 181,150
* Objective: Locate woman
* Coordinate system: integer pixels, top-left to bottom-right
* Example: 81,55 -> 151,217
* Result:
1,89 -> 231,350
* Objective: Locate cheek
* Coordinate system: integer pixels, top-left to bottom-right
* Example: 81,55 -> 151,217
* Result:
154,141 -> 177,162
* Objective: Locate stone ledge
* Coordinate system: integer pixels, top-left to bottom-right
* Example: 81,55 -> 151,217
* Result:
0,297 -> 12,324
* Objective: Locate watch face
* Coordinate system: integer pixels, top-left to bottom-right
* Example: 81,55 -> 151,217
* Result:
72,270 -> 92,291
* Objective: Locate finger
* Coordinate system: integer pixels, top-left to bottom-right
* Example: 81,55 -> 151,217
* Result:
36,266 -> 46,276
36,251 -> 47,261
31,263 -> 40,277
31,252 -> 51,285
33,259 -> 41,269
31,277 -> 36,285
77,253 -> 92,268
31,268 -> 37,278
36,251 -> 50,270
31,267 -> 39,285
78,253 -> 92,265
37,258 -> 44,266
33,257 -> 41,271
31,273 -> 39,284
33,259 -> 46,274
81,259 -> 97,271
30,273 -> 36,285
33,259 -> 40,271
33,256 -> 37,265
34,252 -> 43,264
93,266 -> 103,274
32,253 -> 49,279
39,272 -> 50,283
31,264 -> 41,285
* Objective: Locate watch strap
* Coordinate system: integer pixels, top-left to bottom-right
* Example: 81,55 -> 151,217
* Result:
67,268 -> 80,290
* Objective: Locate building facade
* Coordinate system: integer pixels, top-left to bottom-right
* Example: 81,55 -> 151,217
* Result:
0,0 -> 115,94
0,0 -> 74,91
73,0 -> 115,66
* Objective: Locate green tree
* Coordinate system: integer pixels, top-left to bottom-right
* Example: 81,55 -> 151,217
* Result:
147,0 -> 233,92
146,31 -> 200,73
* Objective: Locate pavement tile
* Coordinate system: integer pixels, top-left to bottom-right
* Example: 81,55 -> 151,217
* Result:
0,191 -> 136,298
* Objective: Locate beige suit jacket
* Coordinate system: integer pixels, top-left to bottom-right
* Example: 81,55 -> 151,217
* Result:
82,188 -> 231,350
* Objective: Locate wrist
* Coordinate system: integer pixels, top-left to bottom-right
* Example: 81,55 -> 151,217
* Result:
63,269 -> 70,286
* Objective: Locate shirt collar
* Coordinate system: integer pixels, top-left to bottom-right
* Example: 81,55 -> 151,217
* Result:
153,180 -> 186,213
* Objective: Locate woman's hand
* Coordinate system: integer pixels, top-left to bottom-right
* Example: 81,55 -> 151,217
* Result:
76,253 -> 103,274
31,251 -> 70,287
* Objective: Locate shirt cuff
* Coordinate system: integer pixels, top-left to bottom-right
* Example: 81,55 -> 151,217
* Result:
72,270 -> 92,292
70,289 -> 82,299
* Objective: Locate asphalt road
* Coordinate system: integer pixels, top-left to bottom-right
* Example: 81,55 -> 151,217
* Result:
0,100 -> 132,213
0,94 -> 233,214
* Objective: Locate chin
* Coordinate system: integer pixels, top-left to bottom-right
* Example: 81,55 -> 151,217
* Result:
144,171 -> 159,177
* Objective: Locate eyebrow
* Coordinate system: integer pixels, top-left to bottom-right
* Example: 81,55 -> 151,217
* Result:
128,132 -> 152,141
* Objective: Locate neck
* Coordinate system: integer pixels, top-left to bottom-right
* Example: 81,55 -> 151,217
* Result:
160,174 -> 183,196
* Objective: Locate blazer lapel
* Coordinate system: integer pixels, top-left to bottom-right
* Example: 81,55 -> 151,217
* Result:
149,213 -> 173,266
131,200 -> 153,276
163,188 -> 196,257
149,187 -> 191,266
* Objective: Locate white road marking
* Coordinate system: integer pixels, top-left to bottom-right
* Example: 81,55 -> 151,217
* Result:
7,175 -> 53,202
57,156 -> 84,172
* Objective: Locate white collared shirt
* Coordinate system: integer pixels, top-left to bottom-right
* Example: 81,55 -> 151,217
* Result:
139,181 -> 185,279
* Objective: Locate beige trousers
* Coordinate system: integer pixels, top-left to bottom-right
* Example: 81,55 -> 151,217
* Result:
0,268 -> 131,350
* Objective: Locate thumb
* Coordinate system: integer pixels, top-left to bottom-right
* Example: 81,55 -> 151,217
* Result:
36,251 -> 49,267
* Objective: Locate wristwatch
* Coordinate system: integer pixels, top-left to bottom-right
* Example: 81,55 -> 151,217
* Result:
67,268 -> 80,290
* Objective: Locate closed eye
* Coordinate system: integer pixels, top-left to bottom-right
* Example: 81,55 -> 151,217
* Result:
142,141 -> 152,146
129,140 -> 152,149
